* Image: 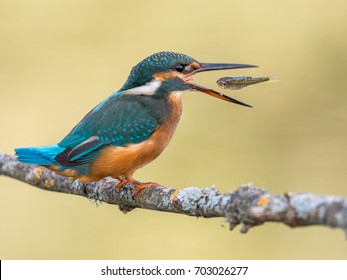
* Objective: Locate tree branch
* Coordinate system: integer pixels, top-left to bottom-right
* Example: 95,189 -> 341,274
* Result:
1,152 -> 347,236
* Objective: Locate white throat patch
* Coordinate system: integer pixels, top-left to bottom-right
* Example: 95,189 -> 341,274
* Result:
125,79 -> 162,96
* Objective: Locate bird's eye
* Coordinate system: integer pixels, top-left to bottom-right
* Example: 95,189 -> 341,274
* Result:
175,64 -> 185,73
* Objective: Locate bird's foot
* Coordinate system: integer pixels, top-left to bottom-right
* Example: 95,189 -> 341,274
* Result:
115,178 -> 161,196
132,181 -> 161,196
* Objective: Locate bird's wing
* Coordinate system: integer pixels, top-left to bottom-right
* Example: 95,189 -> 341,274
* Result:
55,93 -> 161,166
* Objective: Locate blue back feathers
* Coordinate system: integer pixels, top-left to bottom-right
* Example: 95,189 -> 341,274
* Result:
15,91 -> 166,174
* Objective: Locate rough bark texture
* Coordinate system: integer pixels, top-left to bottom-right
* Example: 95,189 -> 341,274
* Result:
1,153 -> 347,236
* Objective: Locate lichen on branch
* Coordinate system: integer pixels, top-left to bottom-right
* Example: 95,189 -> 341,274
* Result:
1,153 -> 347,236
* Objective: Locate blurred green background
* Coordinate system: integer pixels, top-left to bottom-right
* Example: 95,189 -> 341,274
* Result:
1,0 -> 347,259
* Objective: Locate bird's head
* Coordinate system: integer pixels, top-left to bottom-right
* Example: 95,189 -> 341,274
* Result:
120,51 -> 257,107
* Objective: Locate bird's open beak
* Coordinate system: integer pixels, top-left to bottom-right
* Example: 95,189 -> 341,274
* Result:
189,62 -> 257,108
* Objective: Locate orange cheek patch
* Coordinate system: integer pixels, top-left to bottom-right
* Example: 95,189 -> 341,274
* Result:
153,71 -> 181,81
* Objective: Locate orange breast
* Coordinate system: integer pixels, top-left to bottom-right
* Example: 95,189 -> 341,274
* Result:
82,93 -> 183,182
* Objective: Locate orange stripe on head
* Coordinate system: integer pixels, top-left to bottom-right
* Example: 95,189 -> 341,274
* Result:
153,62 -> 202,83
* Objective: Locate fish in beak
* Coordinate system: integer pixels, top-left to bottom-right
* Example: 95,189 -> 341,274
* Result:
188,62 -> 258,107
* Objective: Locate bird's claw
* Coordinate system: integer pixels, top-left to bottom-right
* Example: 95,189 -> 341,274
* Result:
115,178 -> 160,196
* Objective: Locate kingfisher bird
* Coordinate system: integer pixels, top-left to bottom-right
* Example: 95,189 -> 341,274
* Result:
15,51 -> 256,194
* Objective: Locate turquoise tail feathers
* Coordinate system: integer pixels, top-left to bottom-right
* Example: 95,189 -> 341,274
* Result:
15,145 -> 65,165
